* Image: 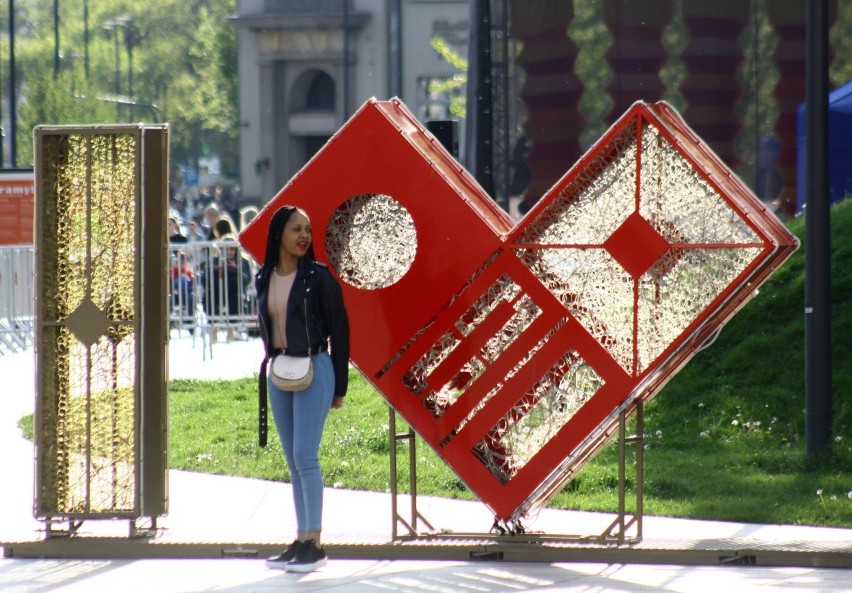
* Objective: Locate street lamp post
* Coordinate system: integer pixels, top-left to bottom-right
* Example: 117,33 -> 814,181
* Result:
103,19 -> 121,97
115,17 -> 134,103
84,0 -> 90,78
105,16 -> 134,121
53,0 -> 59,80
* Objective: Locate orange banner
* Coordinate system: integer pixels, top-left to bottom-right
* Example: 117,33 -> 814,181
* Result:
0,172 -> 34,245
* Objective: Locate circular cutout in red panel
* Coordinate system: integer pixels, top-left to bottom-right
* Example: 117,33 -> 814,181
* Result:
325,193 -> 417,290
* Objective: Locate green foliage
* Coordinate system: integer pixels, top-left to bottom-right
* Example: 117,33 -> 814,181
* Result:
167,370 -> 478,502
7,0 -> 238,175
168,377 -> 286,479
430,37 -> 467,72
569,0 -> 612,148
429,37 -> 467,118
16,73 -> 115,164
18,414 -> 33,440
831,1 -> 852,87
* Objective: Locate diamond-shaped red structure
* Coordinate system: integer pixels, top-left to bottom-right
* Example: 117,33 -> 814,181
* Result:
604,212 -> 671,279
240,99 -> 798,524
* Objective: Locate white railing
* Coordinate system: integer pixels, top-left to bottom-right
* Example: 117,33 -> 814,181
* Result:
0,245 -> 34,353
169,240 -> 259,352
0,242 -> 260,356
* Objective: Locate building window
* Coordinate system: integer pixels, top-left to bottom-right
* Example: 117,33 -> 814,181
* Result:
291,69 -> 336,113
306,71 -> 336,112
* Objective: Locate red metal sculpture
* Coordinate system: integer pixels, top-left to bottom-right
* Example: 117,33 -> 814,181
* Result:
240,98 -> 798,525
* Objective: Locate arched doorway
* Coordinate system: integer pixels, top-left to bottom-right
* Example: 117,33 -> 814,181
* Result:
288,69 -> 338,170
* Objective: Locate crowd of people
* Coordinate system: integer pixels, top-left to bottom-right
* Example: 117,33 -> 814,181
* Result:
167,194 -> 260,342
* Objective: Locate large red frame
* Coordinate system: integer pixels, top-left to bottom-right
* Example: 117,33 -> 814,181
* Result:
240,99 -> 798,523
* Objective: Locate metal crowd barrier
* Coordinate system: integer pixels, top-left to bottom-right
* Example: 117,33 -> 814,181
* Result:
169,240 -> 259,357
0,241 -> 259,357
0,245 -> 34,354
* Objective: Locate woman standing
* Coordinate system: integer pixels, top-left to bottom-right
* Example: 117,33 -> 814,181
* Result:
255,205 -> 350,573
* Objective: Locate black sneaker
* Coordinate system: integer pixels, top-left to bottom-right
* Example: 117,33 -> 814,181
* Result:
265,540 -> 305,569
285,539 -> 327,573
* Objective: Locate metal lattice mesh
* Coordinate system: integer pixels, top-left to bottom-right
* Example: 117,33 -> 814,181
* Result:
636,246 -> 762,372
634,123 -> 763,372
482,295 -> 541,363
326,193 -> 417,290
639,125 -> 760,245
454,274 -> 520,337
510,127 -> 640,375
422,356 -> 487,417
517,126 -> 637,247
403,331 -> 459,396
445,294 -> 545,440
38,133 -> 138,516
473,350 -> 604,482
517,247 -> 635,372
407,276 -> 541,420
421,272 -> 521,416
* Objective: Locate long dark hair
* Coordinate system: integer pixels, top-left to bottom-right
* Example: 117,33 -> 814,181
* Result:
261,205 -> 316,272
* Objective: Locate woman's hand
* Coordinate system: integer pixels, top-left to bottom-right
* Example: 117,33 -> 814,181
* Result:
331,396 -> 345,409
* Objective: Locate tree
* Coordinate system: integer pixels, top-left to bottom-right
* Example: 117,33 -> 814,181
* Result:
7,0 -> 238,182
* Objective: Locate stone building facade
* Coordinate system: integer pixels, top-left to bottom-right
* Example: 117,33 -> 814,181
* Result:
232,0 -> 469,206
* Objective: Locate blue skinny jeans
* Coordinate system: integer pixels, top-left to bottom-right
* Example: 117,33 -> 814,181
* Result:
268,352 -> 334,534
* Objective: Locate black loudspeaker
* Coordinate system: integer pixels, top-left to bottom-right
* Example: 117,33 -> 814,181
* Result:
426,120 -> 459,159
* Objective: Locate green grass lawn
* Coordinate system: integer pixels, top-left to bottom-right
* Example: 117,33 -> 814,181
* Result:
21,202 -> 852,528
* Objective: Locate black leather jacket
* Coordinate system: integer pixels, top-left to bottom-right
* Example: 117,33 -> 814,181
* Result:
256,256 -> 350,397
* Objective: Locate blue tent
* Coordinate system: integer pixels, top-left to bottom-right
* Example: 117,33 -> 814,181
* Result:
796,79 -> 852,214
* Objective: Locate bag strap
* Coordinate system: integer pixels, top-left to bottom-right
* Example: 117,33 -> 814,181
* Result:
258,357 -> 269,447
304,293 -> 312,356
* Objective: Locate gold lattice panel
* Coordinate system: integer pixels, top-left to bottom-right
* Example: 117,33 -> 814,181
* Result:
34,125 -> 169,522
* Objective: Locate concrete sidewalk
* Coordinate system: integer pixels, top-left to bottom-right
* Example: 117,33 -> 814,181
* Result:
2,337 -> 851,592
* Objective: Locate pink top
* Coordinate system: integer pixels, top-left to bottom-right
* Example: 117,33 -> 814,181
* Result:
268,269 -> 296,350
